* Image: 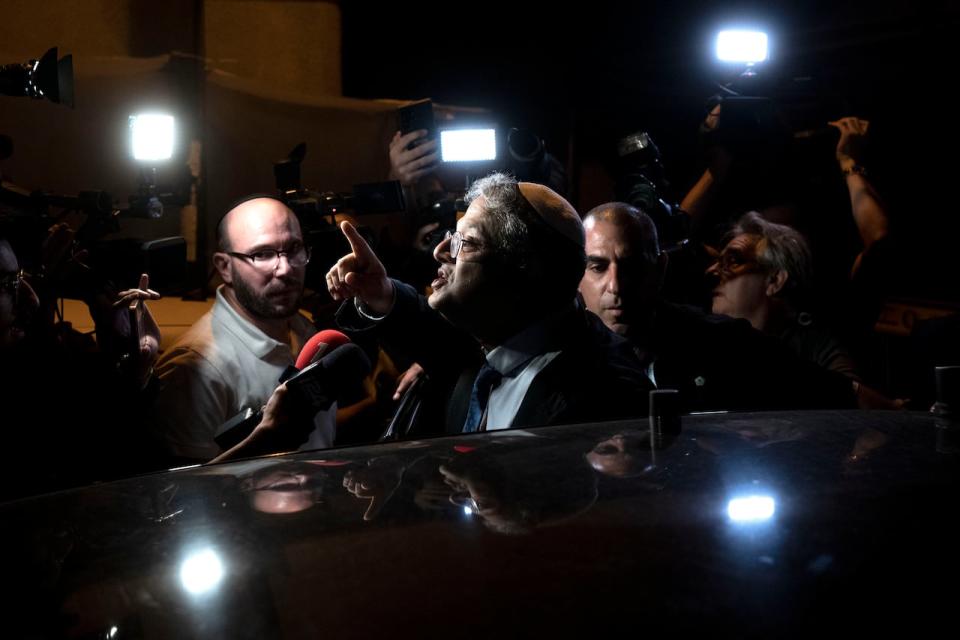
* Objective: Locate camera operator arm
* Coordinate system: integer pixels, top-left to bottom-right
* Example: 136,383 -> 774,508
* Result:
828,117 -> 889,278
680,104 -> 733,226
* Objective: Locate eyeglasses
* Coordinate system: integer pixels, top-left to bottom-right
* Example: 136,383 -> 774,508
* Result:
227,245 -> 311,271
0,269 -> 27,298
707,247 -> 764,280
442,231 -> 484,260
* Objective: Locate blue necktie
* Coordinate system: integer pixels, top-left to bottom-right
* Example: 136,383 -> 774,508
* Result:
462,362 -> 503,432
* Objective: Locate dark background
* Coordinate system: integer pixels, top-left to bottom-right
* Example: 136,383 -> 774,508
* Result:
343,0 -> 960,300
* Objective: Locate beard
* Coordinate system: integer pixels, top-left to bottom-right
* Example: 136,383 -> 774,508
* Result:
231,267 -> 303,319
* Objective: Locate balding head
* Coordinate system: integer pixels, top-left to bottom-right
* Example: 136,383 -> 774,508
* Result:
579,202 -> 667,340
218,196 -> 298,253
583,202 -> 660,262
213,196 -> 306,322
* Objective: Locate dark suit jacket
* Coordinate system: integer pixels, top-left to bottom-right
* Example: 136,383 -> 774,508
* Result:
339,280 -> 652,436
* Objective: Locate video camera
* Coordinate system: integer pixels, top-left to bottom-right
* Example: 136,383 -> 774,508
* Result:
272,142 -> 412,288
0,179 -> 187,300
0,48 -> 74,108
613,130 -> 688,249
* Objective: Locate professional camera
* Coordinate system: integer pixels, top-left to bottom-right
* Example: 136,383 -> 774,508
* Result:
272,143 -> 410,288
504,128 -> 567,196
0,179 -> 186,300
613,130 -> 688,249
0,47 -> 74,107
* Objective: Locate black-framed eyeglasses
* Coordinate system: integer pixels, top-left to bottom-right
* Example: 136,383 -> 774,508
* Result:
227,246 -> 311,271
0,269 -> 27,298
443,231 -> 484,260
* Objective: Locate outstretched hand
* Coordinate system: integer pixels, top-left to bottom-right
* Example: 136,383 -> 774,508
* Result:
343,457 -> 405,521
325,221 -> 394,314
828,117 -> 870,169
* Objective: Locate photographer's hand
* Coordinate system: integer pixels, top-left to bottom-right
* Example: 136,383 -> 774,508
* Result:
326,221 -> 395,314
829,117 -> 870,170
389,130 -> 439,186
114,273 -> 161,388
827,117 -> 887,278
681,103 -> 731,222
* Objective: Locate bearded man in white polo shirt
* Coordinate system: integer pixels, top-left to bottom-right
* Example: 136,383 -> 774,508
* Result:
151,196 -> 331,462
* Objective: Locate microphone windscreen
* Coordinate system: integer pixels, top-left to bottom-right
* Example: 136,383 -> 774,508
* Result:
295,329 -> 351,369
320,342 -> 373,381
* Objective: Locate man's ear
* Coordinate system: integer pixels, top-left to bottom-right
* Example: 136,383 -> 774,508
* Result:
213,252 -> 233,284
766,269 -> 788,297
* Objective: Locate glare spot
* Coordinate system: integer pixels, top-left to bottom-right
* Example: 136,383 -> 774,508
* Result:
727,495 -> 776,522
716,30 -> 769,63
463,506 -> 474,516
179,548 -> 224,595
440,129 -> 497,162
130,113 -> 175,161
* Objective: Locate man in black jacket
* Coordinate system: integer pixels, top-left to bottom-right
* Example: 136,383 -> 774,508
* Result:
327,173 -> 649,435
578,202 -> 855,412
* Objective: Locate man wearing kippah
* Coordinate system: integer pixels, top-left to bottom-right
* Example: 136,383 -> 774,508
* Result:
328,172 -> 649,434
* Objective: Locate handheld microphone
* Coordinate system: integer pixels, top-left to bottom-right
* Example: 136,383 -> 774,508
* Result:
215,335 -> 372,451
285,343 -> 372,412
295,329 -> 351,369
278,329 -> 353,384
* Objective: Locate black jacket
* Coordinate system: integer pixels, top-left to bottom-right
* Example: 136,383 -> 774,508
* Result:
339,280 -> 652,436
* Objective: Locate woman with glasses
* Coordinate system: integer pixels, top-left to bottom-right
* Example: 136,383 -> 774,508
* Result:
707,211 -> 904,409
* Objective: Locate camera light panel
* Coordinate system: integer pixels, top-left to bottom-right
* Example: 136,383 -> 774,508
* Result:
440,128 -> 497,163
716,30 -> 768,63
130,113 -> 175,162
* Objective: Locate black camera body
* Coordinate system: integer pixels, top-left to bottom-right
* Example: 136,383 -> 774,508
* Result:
613,130 -> 688,249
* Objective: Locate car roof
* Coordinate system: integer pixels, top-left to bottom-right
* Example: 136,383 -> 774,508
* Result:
2,409 -> 958,637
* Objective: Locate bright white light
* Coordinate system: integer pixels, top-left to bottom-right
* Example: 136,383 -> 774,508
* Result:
716,30 -> 768,63
109,627 -> 118,638
179,548 -> 224,595
130,113 -> 175,161
727,495 -> 776,522
440,128 -> 497,162
463,505 -> 474,516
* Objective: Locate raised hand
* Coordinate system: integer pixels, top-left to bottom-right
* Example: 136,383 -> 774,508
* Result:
326,221 -> 395,315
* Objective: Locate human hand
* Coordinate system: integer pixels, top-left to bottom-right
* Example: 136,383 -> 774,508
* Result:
388,130 -> 439,186
115,274 -> 162,387
343,457 -> 404,521
828,117 -> 870,170
393,362 -> 424,400
326,221 -> 394,314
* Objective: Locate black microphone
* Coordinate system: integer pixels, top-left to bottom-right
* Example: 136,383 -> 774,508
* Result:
284,343 -> 372,412
214,343 -> 372,451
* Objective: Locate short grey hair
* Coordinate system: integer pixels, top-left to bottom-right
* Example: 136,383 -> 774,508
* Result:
464,172 -> 531,261
465,172 -> 586,305
731,211 -> 813,299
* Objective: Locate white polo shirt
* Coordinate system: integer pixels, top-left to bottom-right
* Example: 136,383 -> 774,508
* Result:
152,286 -> 334,460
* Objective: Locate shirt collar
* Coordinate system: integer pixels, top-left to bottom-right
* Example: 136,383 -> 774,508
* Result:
212,285 -> 293,360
